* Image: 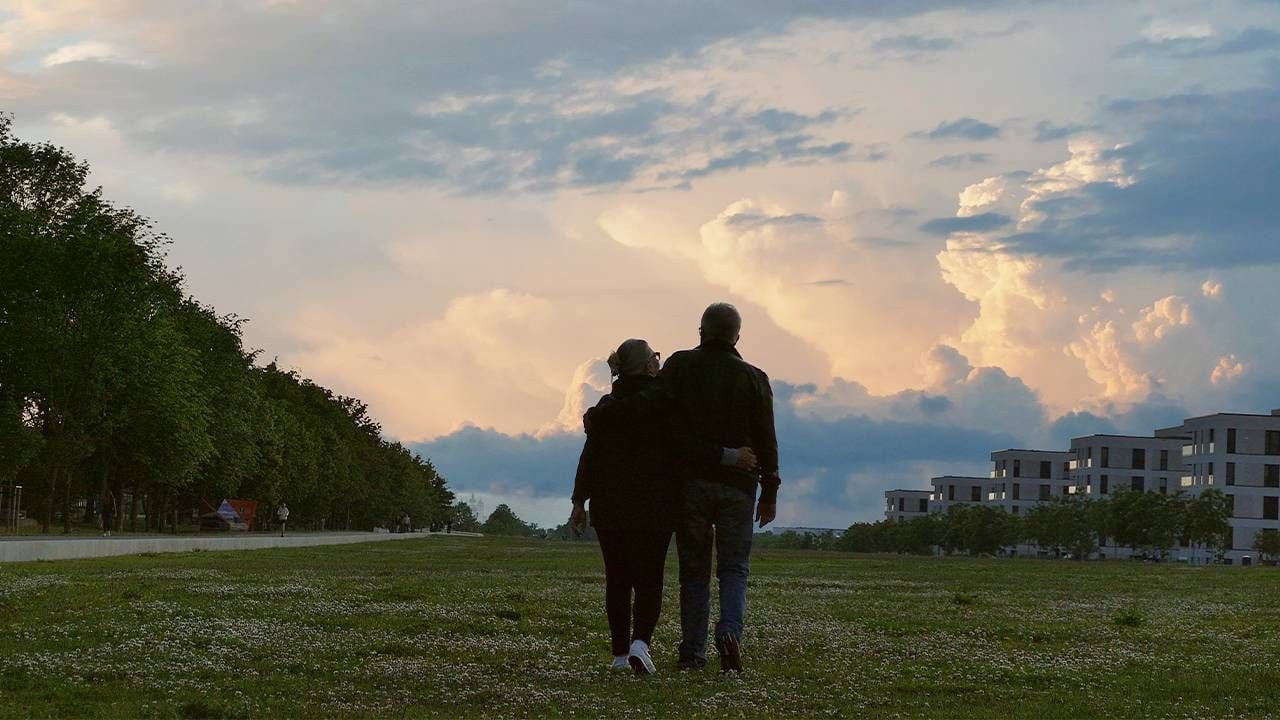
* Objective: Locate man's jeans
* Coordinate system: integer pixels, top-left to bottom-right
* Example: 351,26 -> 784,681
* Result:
677,477 -> 756,663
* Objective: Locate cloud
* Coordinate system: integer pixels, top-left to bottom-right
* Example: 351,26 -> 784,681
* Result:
1132,295 -> 1192,344
1211,355 -> 1247,385
989,87 -> 1280,271
1118,26 -> 1280,59
920,212 -> 1012,235
1033,120 -> 1099,142
928,152 -> 993,169
872,34 -> 958,55
41,40 -> 146,68
1201,280 -> 1223,298
910,117 -> 1002,141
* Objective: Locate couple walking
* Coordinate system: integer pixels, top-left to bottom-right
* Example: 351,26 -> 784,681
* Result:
569,303 -> 780,675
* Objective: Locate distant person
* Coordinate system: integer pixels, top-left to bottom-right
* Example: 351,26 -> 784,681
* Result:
100,490 -> 116,537
586,303 -> 779,673
570,338 -> 757,675
277,502 -> 290,537
400,513 -> 411,533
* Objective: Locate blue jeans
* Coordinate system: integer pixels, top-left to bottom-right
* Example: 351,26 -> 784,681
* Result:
677,478 -> 756,662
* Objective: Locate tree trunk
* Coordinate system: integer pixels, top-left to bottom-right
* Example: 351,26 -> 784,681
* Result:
61,470 -> 72,534
44,467 -> 58,533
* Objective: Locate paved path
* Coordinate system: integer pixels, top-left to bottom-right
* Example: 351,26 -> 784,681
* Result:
0,531 -> 474,563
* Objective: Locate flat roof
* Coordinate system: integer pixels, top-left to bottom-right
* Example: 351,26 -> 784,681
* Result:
990,448 -> 1070,455
1180,412 -> 1280,423
930,475 -> 988,481
1070,433 -> 1189,441
885,488 -> 931,494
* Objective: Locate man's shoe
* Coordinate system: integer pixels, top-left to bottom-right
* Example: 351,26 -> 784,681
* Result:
628,639 -> 656,675
610,655 -> 630,671
715,634 -> 743,674
676,657 -> 707,672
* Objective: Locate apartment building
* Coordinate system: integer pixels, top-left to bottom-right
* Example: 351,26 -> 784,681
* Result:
1068,434 -> 1189,499
988,449 -> 1072,516
928,476 -> 987,514
1160,411 -> 1280,563
884,489 -> 931,522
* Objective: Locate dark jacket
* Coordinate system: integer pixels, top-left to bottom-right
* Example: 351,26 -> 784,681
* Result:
585,340 -> 781,505
571,375 -> 680,531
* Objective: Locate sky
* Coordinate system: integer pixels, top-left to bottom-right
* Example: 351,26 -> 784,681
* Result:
3,0 -> 1279,529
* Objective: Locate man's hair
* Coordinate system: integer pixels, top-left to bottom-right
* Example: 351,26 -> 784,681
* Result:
700,303 -> 742,344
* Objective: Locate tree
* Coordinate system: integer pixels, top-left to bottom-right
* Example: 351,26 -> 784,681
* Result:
482,504 -> 540,537
451,501 -> 482,533
1107,489 -> 1182,559
1253,530 -> 1280,565
1183,489 -> 1232,564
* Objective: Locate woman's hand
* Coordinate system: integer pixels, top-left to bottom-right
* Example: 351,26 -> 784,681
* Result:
569,503 -> 588,535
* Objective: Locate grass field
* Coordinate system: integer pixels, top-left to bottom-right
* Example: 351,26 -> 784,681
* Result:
1,536 -> 1278,719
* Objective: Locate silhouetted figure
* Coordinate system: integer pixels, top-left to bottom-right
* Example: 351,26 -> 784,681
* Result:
586,303 -> 779,673
277,502 -> 290,537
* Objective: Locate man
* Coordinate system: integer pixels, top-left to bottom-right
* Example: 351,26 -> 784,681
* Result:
586,303 -> 780,673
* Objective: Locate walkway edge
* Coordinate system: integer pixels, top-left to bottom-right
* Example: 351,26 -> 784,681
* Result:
0,532 -> 454,563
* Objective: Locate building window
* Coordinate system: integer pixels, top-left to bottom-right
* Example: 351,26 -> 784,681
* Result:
898,498 -> 905,512
1036,461 -> 1049,479
1101,447 -> 1110,468
1265,495 -> 1279,521
1012,483 -> 1021,500
970,486 -> 980,502
949,485 -> 955,501
1226,462 -> 1236,486
1012,505 -> 1019,514
1209,428 -> 1216,451
918,498 -> 928,513
1013,459 -> 1021,478
1268,431 -> 1280,456
1227,428 -> 1236,454
1159,478 -> 1168,495
1062,485 -> 1071,496
1131,476 -> 1144,492
1159,449 -> 1169,471
1226,494 -> 1235,516
1100,475 -> 1109,495
1039,484 -> 1051,501
1131,448 -> 1145,470
1266,465 -> 1280,489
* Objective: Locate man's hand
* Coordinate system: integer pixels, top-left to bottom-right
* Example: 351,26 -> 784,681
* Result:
734,447 -> 758,472
755,502 -> 776,529
569,503 -> 588,535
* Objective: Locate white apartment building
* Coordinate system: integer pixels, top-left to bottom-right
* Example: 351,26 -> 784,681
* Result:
988,449 -> 1073,516
884,489 -> 931,522
1068,434 -> 1189,499
1159,411 -> 1280,564
929,476 -> 987,514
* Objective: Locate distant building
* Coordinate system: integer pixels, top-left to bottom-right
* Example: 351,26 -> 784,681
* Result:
988,449 -> 1072,516
766,526 -> 846,537
889,406 -> 1280,565
884,489 -> 931,522
928,476 -> 987,514
1159,410 -> 1280,564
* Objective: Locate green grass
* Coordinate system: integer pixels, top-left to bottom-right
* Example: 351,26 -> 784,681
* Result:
1,536 -> 1278,718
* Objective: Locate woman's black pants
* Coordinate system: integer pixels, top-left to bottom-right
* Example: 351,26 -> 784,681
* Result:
595,528 -> 672,656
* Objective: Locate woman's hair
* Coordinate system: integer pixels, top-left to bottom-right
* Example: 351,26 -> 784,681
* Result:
607,338 -> 654,377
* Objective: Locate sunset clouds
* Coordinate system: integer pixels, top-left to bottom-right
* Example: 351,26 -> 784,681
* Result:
4,0 -> 1279,526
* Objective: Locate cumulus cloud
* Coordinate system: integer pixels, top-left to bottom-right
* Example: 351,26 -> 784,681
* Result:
1118,26 -> 1280,59
600,198 -> 968,394
1201,279 -> 1223,298
1211,355 -> 1247,385
1132,295 -> 1192,344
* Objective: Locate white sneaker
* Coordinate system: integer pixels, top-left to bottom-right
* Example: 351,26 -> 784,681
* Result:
628,639 -> 656,675
610,655 -> 629,671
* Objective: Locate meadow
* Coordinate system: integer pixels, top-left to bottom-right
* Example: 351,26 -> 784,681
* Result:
1,536 -> 1277,719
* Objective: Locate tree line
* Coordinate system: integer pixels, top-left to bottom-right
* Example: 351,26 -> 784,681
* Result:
0,116 -> 455,534
835,489 -> 1267,562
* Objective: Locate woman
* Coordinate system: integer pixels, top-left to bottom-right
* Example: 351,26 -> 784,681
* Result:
569,338 -> 754,675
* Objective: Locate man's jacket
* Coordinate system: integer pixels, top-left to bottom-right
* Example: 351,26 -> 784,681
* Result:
584,340 -> 781,505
